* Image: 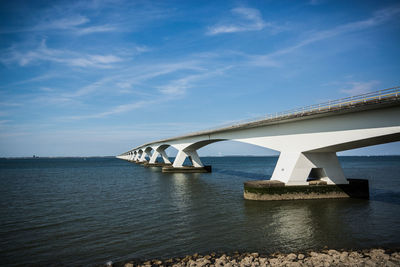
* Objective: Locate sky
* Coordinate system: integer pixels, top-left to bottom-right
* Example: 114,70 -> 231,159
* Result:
0,0 -> 399,157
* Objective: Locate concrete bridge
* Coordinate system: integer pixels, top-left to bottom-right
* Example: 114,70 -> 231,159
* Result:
117,87 -> 400,186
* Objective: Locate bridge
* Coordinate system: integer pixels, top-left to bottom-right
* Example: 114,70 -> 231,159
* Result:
117,87 -> 400,186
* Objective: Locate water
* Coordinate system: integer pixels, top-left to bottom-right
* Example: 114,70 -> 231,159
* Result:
0,156 -> 400,266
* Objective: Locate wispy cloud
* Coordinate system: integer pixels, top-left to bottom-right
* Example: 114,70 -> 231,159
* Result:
0,120 -> 11,125
0,101 -> 23,107
76,25 -> 117,35
158,76 -> 193,95
34,15 -> 90,31
340,80 -> 380,95
66,99 -> 152,120
207,7 -> 268,35
1,40 -> 124,68
308,0 -> 327,6
158,66 -> 231,96
64,77 -> 114,98
248,6 -> 400,66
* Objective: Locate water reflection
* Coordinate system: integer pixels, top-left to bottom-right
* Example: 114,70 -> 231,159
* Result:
242,198 -> 371,252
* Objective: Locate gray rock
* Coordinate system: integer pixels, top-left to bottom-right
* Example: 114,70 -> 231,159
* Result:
340,251 -> 348,262
286,253 -> 297,261
364,259 -> 377,267
327,249 -> 339,256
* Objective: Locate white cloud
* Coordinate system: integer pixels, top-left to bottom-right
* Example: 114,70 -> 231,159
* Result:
308,0 -> 327,5
340,81 -> 380,95
76,25 -> 116,35
0,102 -> 22,107
1,40 -> 123,68
65,100 -> 152,120
158,66 -> 230,96
117,82 -> 133,89
39,87 -> 55,92
158,77 -> 191,95
247,6 -> 400,66
68,54 -> 122,67
64,77 -> 113,98
34,15 -> 90,31
207,7 -> 268,35
134,45 -> 150,53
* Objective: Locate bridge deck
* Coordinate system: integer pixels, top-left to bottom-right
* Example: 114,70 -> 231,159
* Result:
132,87 -> 400,151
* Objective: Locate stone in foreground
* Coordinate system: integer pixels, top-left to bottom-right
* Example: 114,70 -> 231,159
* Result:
244,179 -> 369,200
162,165 -> 212,173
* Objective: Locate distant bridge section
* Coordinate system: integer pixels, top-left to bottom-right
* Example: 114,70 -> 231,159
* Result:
117,87 -> 400,185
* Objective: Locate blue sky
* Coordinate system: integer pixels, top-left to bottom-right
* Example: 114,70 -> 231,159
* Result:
0,0 -> 399,157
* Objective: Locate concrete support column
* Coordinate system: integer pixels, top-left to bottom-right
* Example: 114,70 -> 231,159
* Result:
139,152 -> 147,162
149,147 -> 171,164
137,151 -> 143,162
144,149 -> 152,162
159,150 -> 171,164
271,151 -> 348,185
149,151 -> 160,164
173,149 -> 203,168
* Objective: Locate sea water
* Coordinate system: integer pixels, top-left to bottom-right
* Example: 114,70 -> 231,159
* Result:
0,156 -> 399,266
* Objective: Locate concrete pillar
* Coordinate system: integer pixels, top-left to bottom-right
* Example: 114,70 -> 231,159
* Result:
159,149 -> 171,164
271,151 -> 348,185
137,150 -> 143,162
144,148 -> 152,161
149,147 -> 171,164
139,152 -> 146,162
149,150 -> 159,164
172,149 -> 203,168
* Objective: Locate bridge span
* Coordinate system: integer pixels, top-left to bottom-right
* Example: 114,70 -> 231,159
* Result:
117,87 -> 400,186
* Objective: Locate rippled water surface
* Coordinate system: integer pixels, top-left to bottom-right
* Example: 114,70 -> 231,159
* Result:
1,156 -> 400,266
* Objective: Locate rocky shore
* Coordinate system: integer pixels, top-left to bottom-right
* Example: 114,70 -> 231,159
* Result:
107,248 -> 400,267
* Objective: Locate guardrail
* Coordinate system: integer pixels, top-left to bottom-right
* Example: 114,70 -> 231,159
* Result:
198,86 -> 400,133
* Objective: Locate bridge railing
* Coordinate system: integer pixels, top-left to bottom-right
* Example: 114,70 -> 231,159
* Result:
197,86 -> 400,133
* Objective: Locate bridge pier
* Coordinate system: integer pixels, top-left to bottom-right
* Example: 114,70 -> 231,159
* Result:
137,150 -> 147,163
145,146 -> 173,167
271,152 -> 348,185
149,146 -> 171,164
162,147 -> 211,173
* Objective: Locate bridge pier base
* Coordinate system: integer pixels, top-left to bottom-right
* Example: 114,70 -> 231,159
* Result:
161,148 -> 212,172
162,165 -> 212,173
144,162 -> 172,167
244,178 -> 369,201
